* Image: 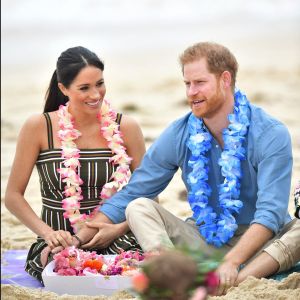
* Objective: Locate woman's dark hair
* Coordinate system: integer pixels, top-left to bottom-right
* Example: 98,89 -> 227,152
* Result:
44,46 -> 104,112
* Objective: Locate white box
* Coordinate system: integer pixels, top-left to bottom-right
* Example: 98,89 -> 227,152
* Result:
42,256 -> 133,296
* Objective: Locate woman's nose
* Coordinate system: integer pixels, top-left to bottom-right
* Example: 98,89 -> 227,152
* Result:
90,88 -> 100,99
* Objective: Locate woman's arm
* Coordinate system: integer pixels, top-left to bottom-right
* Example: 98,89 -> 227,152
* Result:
121,114 -> 146,172
77,115 -> 146,249
5,115 -> 72,249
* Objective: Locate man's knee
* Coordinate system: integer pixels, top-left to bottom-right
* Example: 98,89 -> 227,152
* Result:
125,197 -> 153,219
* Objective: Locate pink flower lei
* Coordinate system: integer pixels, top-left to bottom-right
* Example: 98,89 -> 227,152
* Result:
57,99 -> 132,232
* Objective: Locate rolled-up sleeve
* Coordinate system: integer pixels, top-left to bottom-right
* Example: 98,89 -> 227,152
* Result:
100,124 -> 179,223
251,123 -> 293,233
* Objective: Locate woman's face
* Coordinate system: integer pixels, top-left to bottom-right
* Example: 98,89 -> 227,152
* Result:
59,65 -> 106,114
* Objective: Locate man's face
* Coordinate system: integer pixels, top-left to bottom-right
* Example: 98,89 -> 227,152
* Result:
183,58 -> 225,119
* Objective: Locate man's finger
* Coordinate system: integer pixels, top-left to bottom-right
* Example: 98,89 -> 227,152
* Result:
81,235 -> 100,249
85,222 -> 104,228
216,274 -> 226,296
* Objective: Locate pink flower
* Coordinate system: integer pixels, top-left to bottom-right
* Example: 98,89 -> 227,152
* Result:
204,271 -> 219,294
132,272 -> 149,293
64,157 -> 80,168
57,268 -> 77,276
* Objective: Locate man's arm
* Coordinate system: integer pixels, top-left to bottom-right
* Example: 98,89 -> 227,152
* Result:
215,223 -> 273,295
100,123 -> 180,223
216,122 -> 293,295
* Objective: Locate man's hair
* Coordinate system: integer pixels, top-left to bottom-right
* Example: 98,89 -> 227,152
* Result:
179,42 -> 238,91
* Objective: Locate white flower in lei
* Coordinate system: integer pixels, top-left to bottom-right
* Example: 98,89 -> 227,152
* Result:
186,89 -> 250,247
57,99 -> 132,233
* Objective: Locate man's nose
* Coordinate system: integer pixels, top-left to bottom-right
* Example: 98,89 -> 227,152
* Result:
187,84 -> 199,97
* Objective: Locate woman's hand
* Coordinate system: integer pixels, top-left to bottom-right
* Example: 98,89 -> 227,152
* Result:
40,246 -> 52,267
44,230 -> 73,249
81,222 -> 127,250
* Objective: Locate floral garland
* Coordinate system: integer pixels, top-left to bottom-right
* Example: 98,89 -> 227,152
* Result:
57,99 -> 132,233
186,89 -> 250,247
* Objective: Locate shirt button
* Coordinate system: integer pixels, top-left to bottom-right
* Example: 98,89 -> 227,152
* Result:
216,145 -> 219,148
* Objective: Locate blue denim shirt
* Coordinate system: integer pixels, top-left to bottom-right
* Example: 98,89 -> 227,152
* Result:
100,104 -> 292,234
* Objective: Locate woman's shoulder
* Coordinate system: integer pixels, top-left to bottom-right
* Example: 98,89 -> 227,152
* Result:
119,114 -> 141,131
21,113 -> 53,138
23,113 -> 46,128
17,114 -> 48,149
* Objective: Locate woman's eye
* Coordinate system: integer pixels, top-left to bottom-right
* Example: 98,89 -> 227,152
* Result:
79,86 -> 89,91
96,81 -> 104,87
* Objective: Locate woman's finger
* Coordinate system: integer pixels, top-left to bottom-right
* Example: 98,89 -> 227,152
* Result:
59,230 -> 73,245
41,246 -> 52,267
51,245 -> 64,254
56,234 -> 69,248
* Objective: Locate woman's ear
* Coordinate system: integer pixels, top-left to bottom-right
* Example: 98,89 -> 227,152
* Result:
58,82 -> 68,97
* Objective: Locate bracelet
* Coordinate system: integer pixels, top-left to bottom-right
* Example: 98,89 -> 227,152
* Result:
73,234 -> 83,247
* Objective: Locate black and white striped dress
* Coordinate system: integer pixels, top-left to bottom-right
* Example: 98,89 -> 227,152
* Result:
25,112 -> 141,283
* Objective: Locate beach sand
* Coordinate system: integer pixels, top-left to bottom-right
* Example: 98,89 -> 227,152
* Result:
2,1 -> 300,299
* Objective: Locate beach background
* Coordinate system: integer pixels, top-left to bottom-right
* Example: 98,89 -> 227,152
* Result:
1,0 -> 300,299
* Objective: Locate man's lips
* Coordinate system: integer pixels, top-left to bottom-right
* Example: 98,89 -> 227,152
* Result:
191,100 -> 205,106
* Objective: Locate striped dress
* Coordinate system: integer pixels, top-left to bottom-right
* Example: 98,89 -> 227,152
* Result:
25,112 -> 141,283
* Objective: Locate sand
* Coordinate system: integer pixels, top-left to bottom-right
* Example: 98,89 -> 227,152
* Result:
2,1 -> 300,299
1,273 -> 300,299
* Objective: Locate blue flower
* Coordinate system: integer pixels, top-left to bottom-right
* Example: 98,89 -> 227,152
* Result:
186,89 -> 250,247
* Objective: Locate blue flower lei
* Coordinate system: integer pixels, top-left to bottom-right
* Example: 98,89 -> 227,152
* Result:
186,89 -> 250,247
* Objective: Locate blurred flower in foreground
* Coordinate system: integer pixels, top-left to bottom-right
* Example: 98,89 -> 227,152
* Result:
132,272 -> 150,293
131,245 -> 222,300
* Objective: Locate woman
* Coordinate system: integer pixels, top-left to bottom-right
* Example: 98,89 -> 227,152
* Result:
4,46 -> 146,282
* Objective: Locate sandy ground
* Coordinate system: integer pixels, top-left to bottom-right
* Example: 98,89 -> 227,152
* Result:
2,10 -> 300,298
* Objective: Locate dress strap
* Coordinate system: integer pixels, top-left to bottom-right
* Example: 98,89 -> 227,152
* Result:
43,113 -> 54,149
115,113 -> 122,125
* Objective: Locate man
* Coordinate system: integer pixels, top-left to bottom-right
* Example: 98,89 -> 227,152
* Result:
75,42 -> 299,295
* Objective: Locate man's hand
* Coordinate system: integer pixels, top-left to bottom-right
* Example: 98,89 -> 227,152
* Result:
214,260 -> 239,296
81,222 -> 127,250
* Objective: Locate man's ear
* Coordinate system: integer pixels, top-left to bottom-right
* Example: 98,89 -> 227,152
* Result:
220,71 -> 232,89
58,82 -> 68,96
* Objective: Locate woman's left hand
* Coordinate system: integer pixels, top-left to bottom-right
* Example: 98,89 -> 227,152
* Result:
41,245 -> 52,267
81,222 -> 126,250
